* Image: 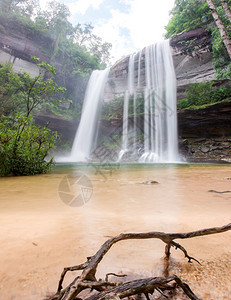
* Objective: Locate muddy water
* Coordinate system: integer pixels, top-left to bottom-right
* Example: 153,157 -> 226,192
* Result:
0,164 -> 231,299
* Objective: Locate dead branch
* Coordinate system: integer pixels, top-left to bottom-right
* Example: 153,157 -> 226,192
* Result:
170,241 -> 201,265
48,223 -> 231,300
105,273 -> 127,282
84,276 -> 199,300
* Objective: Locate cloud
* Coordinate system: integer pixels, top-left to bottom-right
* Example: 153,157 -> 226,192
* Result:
126,0 -> 175,47
40,0 -> 105,14
68,0 -> 105,15
39,0 -> 175,63
93,9 -> 135,63
93,0 -> 175,63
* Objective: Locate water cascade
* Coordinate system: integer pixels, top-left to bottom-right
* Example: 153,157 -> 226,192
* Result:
118,53 -> 136,161
139,41 -> 178,162
67,40 -> 178,163
69,68 -> 110,162
119,40 -> 178,162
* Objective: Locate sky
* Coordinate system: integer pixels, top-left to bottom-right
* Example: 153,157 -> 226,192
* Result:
40,0 -> 175,64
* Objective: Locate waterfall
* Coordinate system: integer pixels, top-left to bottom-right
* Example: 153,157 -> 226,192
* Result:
140,40 -> 178,162
63,40 -> 178,163
68,68 -> 109,162
119,40 -> 178,162
118,53 -> 136,160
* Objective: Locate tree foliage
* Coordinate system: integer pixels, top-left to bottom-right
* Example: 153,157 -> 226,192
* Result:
0,114 -> 57,176
165,0 -> 231,79
0,0 -> 39,17
165,0 -> 212,38
0,0 -> 112,118
0,63 -> 26,115
178,81 -> 231,109
0,59 -> 64,176
0,58 -> 65,116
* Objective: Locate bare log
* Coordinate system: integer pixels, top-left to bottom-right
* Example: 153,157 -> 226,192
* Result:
49,223 -> 231,300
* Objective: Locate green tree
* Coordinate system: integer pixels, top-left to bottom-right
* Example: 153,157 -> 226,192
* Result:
22,56 -> 66,116
36,1 -> 72,58
0,0 -> 39,17
0,114 -> 57,176
0,0 -> 112,121
0,63 -> 25,115
165,0 -> 231,79
0,58 -> 65,117
72,23 -> 112,65
206,0 -> 231,58
0,59 -> 65,176
165,0 -> 212,38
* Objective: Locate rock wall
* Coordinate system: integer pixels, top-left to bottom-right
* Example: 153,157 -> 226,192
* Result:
0,26 -> 220,102
170,27 -> 216,99
178,100 -> 231,138
0,49 -> 39,77
1,27 -> 230,161
104,27 -> 217,102
0,31 -> 51,77
34,113 -> 78,142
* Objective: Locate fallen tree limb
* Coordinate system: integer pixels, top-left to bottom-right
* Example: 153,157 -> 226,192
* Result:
85,275 -> 199,300
48,223 -> 231,300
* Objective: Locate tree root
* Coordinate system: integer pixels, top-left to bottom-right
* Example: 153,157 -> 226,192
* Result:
48,223 -> 231,300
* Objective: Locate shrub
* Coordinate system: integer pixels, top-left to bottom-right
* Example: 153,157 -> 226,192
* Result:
177,98 -> 189,109
178,82 -> 231,109
0,114 -> 57,176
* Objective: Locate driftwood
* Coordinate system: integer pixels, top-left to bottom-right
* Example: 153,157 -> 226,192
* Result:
48,223 -> 231,300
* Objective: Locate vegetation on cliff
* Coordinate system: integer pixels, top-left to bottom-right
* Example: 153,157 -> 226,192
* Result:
178,81 -> 231,109
0,0 -> 114,175
165,0 -> 231,79
0,0 -> 112,120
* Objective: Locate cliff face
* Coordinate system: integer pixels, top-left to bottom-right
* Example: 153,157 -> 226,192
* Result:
104,27 -> 217,101
1,27 -> 230,161
170,27 -> 216,99
0,31 -> 52,76
178,100 -> 231,138
0,26 -> 220,101
34,114 -> 78,142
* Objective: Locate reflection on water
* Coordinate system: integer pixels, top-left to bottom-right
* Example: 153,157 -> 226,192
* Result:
0,163 -> 231,299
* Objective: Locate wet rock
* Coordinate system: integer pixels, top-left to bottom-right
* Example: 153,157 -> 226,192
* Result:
178,100 -> 231,138
210,146 -> 218,151
199,146 -> 210,153
219,142 -> 231,149
142,180 -> 159,185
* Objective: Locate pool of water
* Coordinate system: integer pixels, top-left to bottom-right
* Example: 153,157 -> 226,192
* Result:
0,163 -> 230,299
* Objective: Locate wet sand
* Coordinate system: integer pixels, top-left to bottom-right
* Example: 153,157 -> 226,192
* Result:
0,163 -> 230,299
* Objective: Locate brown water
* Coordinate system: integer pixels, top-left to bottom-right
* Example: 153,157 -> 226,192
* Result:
0,163 -> 231,299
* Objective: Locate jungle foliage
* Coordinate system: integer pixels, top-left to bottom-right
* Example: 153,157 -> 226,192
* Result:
165,0 -> 231,79
178,81 -> 231,109
165,0 -> 213,38
0,114 -> 57,176
0,0 -> 112,118
0,59 -> 64,176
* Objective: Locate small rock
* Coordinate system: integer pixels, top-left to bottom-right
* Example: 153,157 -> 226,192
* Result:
220,142 -> 230,146
199,146 -> 210,153
183,139 -> 189,145
142,180 -> 159,185
210,146 -> 218,151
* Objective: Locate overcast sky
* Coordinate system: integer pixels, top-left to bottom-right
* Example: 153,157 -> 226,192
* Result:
40,0 -> 175,64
